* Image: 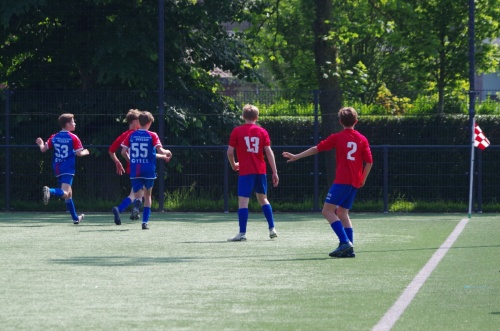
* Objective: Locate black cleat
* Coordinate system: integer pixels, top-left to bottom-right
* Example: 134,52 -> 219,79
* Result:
130,208 -> 140,220
112,206 -> 121,225
142,223 -> 149,230
329,242 -> 353,257
337,247 -> 356,258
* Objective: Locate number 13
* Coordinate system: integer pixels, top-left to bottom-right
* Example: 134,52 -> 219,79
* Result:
244,136 -> 260,154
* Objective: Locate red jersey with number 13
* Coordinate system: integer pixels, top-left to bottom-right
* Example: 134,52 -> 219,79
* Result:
228,124 -> 271,176
317,128 -> 373,188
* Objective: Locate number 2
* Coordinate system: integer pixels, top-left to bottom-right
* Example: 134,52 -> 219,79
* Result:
347,141 -> 357,160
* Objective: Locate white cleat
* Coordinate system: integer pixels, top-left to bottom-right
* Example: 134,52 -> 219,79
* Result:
74,214 -> 84,225
228,233 -> 247,241
42,186 -> 50,205
269,228 -> 278,239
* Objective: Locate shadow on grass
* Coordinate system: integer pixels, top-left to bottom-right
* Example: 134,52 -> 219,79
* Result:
49,256 -> 197,266
181,240 -> 232,244
268,257 -> 330,261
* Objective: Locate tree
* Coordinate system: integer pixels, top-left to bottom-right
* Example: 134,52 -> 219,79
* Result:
379,0 -> 500,114
0,0 -> 262,92
246,0 -> 500,115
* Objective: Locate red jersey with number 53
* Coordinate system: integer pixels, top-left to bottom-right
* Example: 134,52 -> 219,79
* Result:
317,128 -> 373,188
228,124 -> 271,176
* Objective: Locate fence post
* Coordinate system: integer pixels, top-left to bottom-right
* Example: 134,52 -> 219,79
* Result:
383,145 -> 388,213
223,147 -> 229,213
4,89 -> 11,211
312,90 -> 320,211
157,0 -> 165,212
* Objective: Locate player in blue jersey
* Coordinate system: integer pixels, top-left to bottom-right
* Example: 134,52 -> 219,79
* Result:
121,111 -> 172,230
35,113 -> 90,224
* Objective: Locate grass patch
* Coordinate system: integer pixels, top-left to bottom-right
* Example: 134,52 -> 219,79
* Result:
0,212 -> 498,330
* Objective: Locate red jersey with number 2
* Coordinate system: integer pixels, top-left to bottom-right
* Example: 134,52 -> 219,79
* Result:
317,128 -> 373,188
228,124 -> 271,176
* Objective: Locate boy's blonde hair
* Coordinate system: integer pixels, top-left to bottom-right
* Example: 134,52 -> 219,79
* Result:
125,109 -> 140,124
138,111 -> 155,126
58,113 -> 75,128
338,107 -> 358,127
242,104 -> 259,121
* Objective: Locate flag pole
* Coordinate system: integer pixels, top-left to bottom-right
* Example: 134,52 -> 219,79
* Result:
467,0 -> 476,219
468,119 -> 475,218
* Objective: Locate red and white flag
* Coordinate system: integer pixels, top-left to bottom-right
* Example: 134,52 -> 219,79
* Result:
474,124 -> 490,150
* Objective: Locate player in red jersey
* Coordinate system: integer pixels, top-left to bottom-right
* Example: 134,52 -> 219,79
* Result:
109,109 -> 143,225
227,104 -> 279,241
283,107 -> 373,257
35,113 -> 89,224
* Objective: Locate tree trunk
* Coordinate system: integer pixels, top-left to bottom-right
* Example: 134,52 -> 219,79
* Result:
312,0 -> 343,185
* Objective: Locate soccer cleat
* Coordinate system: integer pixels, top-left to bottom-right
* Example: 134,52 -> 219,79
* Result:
42,186 -> 50,205
130,208 -> 140,220
269,228 -> 278,239
74,214 -> 84,225
112,206 -> 121,225
228,233 -> 247,241
131,199 -> 141,220
142,223 -> 149,230
336,247 -> 356,258
329,242 -> 353,257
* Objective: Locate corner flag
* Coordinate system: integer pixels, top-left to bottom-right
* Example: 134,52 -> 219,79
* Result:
474,124 -> 490,150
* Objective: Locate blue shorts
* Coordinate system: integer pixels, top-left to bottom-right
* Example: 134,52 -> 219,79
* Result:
57,175 -> 74,186
238,174 -> 267,198
131,178 -> 155,192
325,184 -> 358,210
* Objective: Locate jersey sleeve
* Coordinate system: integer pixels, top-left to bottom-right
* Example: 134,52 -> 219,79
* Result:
46,134 -> 56,149
228,129 -> 238,148
71,133 -> 84,152
362,138 -> 373,163
121,131 -> 133,149
150,132 -> 161,148
316,134 -> 336,152
262,128 -> 271,146
109,131 -> 129,153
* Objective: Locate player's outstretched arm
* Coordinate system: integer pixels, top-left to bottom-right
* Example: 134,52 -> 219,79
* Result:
35,137 -> 48,152
77,149 -> 90,157
282,146 -> 319,162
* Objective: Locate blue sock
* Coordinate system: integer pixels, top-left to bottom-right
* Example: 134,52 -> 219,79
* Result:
50,188 -> 64,197
238,208 -> 248,233
65,199 -> 78,221
345,228 -> 354,244
330,221 -> 350,243
118,197 -> 132,212
143,207 -> 151,224
262,204 -> 275,229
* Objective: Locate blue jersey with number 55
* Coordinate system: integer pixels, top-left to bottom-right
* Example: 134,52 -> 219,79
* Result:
46,130 -> 84,177
121,129 -> 161,179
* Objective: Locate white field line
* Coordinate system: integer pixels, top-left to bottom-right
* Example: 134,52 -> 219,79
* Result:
372,218 -> 469,331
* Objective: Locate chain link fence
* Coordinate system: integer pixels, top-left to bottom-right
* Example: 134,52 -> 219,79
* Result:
1,89 -> 498,212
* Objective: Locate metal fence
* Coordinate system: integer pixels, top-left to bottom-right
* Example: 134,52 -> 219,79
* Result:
1,89 -> 498,213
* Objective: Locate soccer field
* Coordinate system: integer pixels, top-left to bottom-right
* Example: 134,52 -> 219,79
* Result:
0,212 -> 498,331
